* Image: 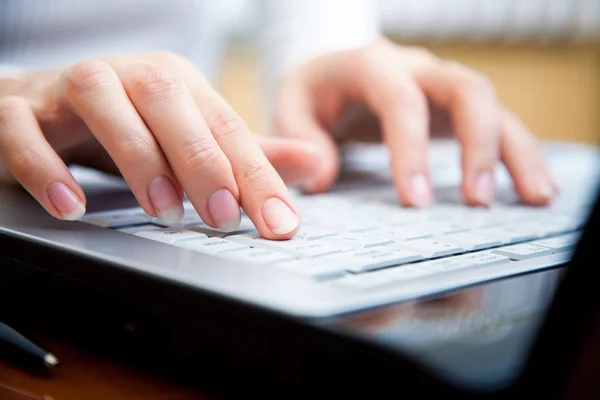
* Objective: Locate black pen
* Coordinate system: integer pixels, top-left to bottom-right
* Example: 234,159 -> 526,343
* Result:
0,321 -> 59,369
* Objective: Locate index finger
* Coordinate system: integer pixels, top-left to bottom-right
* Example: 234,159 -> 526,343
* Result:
188,80 -> 301,239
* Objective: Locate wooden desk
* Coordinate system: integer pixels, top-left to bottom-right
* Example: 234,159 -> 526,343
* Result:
0,332 -> 211,400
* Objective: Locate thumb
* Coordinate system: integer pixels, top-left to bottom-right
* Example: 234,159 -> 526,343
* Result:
258,136 -> 327,188
274,89 -> 340,193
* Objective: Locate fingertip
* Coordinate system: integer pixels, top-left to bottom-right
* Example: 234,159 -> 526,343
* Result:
514,171 -> 557,206
261,197 -> 301,239
300,146 -> 340,194
47,181 -> 87,221
260,136 -> 339,191
463,170 -> 495,206
62,201 -> 87,221
207,188 -> 241,232
397,172 -> 432,208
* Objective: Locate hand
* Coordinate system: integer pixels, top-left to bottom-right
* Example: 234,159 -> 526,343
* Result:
0,52 -> 324,239
275,38 -> 558,206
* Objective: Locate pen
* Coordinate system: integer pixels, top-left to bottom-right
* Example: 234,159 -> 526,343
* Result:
0,321 -> 59,369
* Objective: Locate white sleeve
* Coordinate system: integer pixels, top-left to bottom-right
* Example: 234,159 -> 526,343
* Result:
0,65 -> 25,77
259,0 -> 381,100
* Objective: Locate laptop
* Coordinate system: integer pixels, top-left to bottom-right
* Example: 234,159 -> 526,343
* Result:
1,139 -> 599,397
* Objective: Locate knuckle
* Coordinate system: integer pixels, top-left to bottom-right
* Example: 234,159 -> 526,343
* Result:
130,65 -> 186,104
237,162 -> 274,194
446,62 -> 496,99
62,60 -> 115,98
388,84 -> 425,110
181,139 -> 221,174
7,144 -> 46,175
0,96 -> 29,124
408,47 -> 438,64
118,131 -> 156,163
207,111 -> 246,141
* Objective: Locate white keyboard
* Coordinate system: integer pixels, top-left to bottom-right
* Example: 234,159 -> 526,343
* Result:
80,184 -> 590,294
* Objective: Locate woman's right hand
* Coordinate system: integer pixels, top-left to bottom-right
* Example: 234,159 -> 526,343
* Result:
0,52 -> 323,239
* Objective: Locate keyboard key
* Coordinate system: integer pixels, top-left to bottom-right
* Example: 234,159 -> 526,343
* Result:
336,265 -> 434,290
294,226 -> 339,241
134,228 -> 208,244
225,248 -> 296,264
443,233 -> 504,251
280,242 -> 349,258
428,222 -> 470,235
418,258 -> 472,273
230,235 -> 348,258
397,239 -> 465,258
458,215 -> 504,229
453,252 -> 510,267
529,218 -> 580,237
531,233 -> 580,253
180,237 -> 250,254
315,221 -> 378,233
273,259 -> 347,280
479,227 -> 537,244
191,217 -> 257,238
170,210 -> 206,227
84,211 -> 151,228
373,227 -> 434,241
117,224 -> 162,234
324,233 -> 394,249
492,244 -> 552,260
325,248 -> 424,273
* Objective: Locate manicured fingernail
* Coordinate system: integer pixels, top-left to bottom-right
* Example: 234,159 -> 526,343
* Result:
409,173 -> 432,207
207,188 -> 241,232
148,176 -> 184,224
47,182 -> 86,221
474,171 -> 495,205
262,197 -> 299,235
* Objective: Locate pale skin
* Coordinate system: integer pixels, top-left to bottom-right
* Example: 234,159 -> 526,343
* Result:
0,39 -> 557,240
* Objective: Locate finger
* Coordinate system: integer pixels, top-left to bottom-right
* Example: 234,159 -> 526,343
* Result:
500,108 -> 557,205
416,61 -> 501,206
114,62 -> 242,232
258,136 -> 325,185
358,62 -> 432,207
274,79 -> 340,193
191,90 -> 301,239
60,60 -> 184,224
0,96 -> 86,220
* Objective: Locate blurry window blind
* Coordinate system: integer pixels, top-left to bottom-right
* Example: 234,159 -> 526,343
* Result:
379,0 -> 600,42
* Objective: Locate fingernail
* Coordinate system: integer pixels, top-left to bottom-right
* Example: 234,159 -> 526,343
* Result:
207,188 -> 241,232
148,176 -> 184,224
262,197 -> 299,235
47,182 -> 86,221
474,171 -> 495,205
409,173 -> 432,207
538,176 -> 555,200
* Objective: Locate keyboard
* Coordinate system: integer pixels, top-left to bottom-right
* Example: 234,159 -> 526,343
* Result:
80,183 -> 589,295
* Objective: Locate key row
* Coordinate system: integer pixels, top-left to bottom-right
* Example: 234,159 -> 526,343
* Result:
120,225 -> 579,280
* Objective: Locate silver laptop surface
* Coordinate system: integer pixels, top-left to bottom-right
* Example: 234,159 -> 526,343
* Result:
1,140 -> 598,318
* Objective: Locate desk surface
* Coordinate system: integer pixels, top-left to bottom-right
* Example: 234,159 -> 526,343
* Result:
0,333 -> 210,400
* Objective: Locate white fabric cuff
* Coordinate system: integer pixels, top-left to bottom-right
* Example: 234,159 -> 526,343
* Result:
0,65 -> 26,78
261,0 -> 381,81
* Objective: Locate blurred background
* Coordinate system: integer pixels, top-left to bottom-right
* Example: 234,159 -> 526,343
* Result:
217,0 -> 600,143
